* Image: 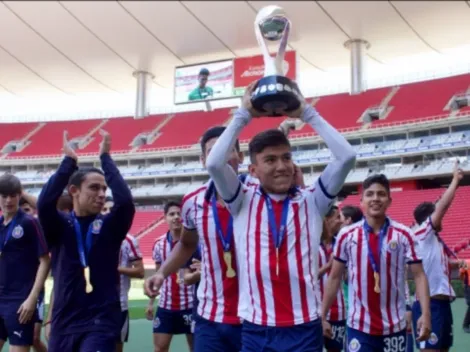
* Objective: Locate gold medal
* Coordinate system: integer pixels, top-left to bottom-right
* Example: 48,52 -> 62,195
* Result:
84,266 -> 93,294
373,272 -> 380,293
223,251 -> 236,278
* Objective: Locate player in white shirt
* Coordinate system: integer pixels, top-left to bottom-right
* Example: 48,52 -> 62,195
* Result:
144,121 -> 306,352
203,83 -> 355,350
323,174 -> 431,352
146,201 -> 194,352
411,162 -> 466,352
101,198 -> 144,352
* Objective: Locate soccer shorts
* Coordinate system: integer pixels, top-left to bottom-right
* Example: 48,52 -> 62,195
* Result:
48,331 -> 117,352
0,301 -> 37,346
411,298 -> 453,350
241,319 -> 323,352
347,328 -> 406,352
118,310 -> 129,343
193,314 -> 242,352
325,320 -> 346,351
153,307 -> 192,335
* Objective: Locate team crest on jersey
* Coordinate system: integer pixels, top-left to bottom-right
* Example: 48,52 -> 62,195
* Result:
388,240 -> 399,252
349,338 -> 361,352
91,219 -> 103,234
12,225 -> 24,239
153,317 -> 161,329
428,332 -> 438,345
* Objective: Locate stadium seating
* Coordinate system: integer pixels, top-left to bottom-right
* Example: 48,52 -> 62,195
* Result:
138,220 -> 169,262
341,186 -> 470,257
2,73 -> 469,158
128,210 -> 163,236
373,74 -> 470,126
0,122 -> 39,152
11,119 -> 103,157
80,114 -> 167,154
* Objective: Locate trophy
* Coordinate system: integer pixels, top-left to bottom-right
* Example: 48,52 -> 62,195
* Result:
251,5 -> 301,117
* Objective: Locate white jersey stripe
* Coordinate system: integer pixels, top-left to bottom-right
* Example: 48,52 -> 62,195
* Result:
152,234 -> 193,311
119,234 -> 142,311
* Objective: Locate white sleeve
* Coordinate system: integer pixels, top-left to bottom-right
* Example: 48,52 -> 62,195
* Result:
152,241 -> 162,264
413,217 -> 435,244
128,236 -> 142,261
181,194 -> 197,231
302,106 -> 356,216
333,229 -> 350,264
402,229 -> 422,264
205,108 -> 251,214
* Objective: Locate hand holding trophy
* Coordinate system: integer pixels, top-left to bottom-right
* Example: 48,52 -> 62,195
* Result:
250,5 -> 301,117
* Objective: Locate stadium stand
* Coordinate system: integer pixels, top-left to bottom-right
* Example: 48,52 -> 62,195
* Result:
128,210 -> 163,237
2,73 -> 470,261
2,73 -> 469,158
138,220 -> 170,263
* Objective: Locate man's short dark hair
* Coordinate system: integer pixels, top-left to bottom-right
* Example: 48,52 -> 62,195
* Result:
362,174 -> 390,195
0,173 -> 22,196
341,205 -> 363,223
414,202 -> 435,225
57,193 -> 73,212
164,201 -> 181,215
200,126 -> 240,155
199,68 -> 210,76
325,205 -> 339,218
68,168 -> 104,189
248,129 -> 291,163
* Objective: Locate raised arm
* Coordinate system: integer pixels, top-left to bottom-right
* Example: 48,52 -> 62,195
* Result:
205,84 -> 255,213
37,131 -> 78,242
430,161 -> 463,231
303,106 -> 356,194
99,131 -> 135,237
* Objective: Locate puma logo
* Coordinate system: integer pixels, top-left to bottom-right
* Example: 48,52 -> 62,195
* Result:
13,331 -> 22,338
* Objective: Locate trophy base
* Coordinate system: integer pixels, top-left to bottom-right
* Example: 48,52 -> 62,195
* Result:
251,75 -> 301,117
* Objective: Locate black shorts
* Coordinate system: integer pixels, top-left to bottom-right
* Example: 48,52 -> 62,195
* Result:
118,310 -> 129,343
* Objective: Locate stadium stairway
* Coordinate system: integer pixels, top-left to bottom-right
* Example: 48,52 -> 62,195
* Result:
129,210 -> 163,237
138,218 -> 169,262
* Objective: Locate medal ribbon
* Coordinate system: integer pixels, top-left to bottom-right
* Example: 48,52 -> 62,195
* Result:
436,232 -> 457,259
0,214 -> 19,253
211,195 -> 233,252
363,218 -> 390,292
261,189 -> 290,276
71,212 -> 100,268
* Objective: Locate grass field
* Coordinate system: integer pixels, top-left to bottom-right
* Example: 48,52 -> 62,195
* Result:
3,299 -> 469,351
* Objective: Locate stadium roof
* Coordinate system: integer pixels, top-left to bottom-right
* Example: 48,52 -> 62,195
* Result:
1,1 -> 470,118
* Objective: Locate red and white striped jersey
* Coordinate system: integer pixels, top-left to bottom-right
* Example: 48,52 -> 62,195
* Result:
319,242 -> 346,322
334,218 -> 421,335
226,183 -> 335,327
153,233 -> 193,311
181,180 -> 243,325
119,234 -> 142,311
413,217 -> 455,298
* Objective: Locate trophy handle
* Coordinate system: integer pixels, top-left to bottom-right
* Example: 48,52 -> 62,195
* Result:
275,20 -> 290,76
255,19 -> 290,77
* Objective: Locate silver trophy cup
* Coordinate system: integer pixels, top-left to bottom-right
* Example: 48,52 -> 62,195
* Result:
250,5 -> 301,117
